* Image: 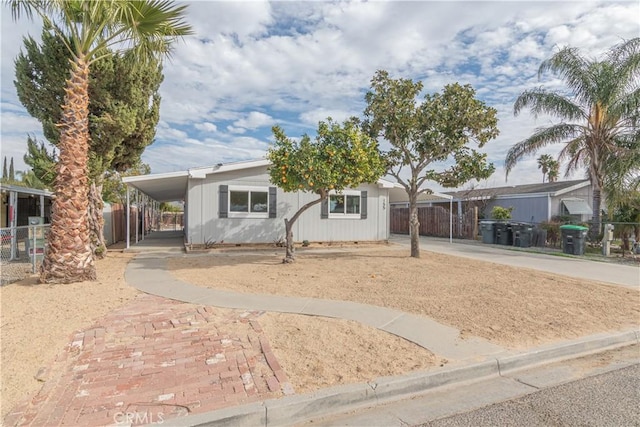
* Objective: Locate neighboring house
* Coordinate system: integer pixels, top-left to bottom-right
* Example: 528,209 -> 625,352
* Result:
446,180 -> 593,223
0,184 -> 53,228
123,159 -> 396,245
390,180 -> 594,224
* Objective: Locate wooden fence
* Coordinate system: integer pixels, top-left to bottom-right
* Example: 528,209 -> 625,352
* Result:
390,206 -> 478,239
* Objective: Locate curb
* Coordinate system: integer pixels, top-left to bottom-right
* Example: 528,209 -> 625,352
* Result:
155,330 -> 639,427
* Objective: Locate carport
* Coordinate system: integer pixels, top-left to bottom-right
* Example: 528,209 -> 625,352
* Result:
122,171 -> 189,249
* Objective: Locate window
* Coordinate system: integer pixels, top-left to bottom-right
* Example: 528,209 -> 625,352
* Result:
220,185 -> 276,219
328,191 -> 361,218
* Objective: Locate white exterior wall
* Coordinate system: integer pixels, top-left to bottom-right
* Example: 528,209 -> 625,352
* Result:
186,165 -> 389,244
551,186 -> 593,219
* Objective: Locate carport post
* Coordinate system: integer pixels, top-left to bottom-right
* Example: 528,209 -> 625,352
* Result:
135,189 -> 139,244
126,185 -> 130,249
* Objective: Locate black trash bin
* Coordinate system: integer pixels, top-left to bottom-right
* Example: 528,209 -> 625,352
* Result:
495,222 -> 512,245
560,225 -> 589,255
512,223 -> 533,248
480,221 -> 496,244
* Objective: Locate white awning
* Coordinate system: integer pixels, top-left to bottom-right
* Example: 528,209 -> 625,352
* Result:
562,198 -> 593,215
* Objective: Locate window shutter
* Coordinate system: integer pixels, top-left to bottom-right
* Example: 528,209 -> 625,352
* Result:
269,187 -> 277,218
360,191 -> 368,219
219,185 -> 228,218
321,197 -> 328,219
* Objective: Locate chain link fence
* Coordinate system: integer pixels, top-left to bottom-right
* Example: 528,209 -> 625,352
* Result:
1,224 -> 50,285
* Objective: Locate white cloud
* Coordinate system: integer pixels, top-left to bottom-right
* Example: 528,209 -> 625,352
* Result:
194,122 -> 218,132
232,111 -> 274,130
1,0 -> 638,191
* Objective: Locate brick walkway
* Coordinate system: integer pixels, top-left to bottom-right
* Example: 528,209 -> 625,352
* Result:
5,294 -> 293,426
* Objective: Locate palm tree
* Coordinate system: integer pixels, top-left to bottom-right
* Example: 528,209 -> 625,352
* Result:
536,154 -> 554,182
9,1 -> 192,283
547,160 -> 560,183
506,38 -> 640,237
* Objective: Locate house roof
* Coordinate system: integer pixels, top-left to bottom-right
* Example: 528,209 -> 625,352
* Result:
0,183 -> 53,197
123,159 -> 399,202
443,179 -> 590,201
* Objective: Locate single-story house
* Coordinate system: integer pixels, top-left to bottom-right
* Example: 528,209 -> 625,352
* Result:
394,180 -> 593,224
123,159 -> 398,245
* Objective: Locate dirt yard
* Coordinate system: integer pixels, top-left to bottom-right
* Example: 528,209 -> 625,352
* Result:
2,243 -> 637,421
0,247 -> 437,420
169,246 -> 639,350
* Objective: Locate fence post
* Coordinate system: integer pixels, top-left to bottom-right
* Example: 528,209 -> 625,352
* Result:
32,224 -> 37,273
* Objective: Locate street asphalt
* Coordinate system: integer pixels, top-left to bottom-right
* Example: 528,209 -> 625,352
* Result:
423,364 -> 639,427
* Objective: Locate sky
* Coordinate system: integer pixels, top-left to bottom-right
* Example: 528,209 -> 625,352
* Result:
1,0 -> 638,192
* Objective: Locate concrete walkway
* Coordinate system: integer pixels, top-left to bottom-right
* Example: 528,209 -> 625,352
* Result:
390,235 -> 640,289
125,255 -> 507,361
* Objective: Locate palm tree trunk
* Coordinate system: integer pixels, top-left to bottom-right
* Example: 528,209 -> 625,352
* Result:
88,180 -> 107,259
591,185 -> 602,241
40,55 -> 96,283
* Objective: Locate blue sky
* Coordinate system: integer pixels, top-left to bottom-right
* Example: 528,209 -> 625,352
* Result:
1,1 -> 638,192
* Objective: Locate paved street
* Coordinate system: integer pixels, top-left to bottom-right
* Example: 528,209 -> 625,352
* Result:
306,344 -> 640,427
424,364 -> 640,427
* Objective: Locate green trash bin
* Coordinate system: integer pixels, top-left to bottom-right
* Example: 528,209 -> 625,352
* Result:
480,221 -> 496,244
559,225 -> 589,255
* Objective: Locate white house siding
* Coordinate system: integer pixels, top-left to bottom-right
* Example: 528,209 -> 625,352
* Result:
186,165 -> 389,244
485,195 -> 548,224
551,186 -> 594,219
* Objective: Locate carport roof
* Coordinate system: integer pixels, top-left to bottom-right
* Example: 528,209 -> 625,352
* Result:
122,170 -> 189,202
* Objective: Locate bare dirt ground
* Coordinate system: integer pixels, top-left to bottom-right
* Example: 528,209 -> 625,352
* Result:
0,252 -> 139,420
0,246 -> 436,421
168,245 -> 639,350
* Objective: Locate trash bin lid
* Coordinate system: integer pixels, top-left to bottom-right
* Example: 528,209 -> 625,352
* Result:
559,224 -> 589,231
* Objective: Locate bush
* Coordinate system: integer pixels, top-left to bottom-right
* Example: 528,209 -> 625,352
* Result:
491,206 -> 513,220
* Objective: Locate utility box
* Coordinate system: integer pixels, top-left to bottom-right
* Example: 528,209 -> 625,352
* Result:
560,224 -> 589,255
480,221 -> 496,244
27,216 -> 45,257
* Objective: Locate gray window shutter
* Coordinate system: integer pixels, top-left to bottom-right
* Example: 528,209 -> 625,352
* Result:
219,185 -> 228,218
321,197 -> 328,219
360,191 -> 368,219
269,187 -> 277,218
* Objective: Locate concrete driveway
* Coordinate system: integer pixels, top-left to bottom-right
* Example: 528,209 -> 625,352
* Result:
390,235 -> 639,289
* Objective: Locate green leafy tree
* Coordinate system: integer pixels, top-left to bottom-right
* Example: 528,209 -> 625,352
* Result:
15,27 -> 164,259
9,0 -> 191,283
2,157 -> 7,179
23,135 -> 57,189
267,118 -> 386,262
363,70 -> 499,258
8,158 -> 15,181
102,162 -> 151,205
506,38 -> 640,237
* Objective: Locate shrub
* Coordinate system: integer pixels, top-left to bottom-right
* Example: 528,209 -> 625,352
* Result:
491,206 -> 513,220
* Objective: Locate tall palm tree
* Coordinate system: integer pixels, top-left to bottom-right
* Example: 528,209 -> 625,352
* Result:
536,154 -> 554,182
547,159 -> 560,183
10,1 -> 192,283
506,38 -> 640,236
